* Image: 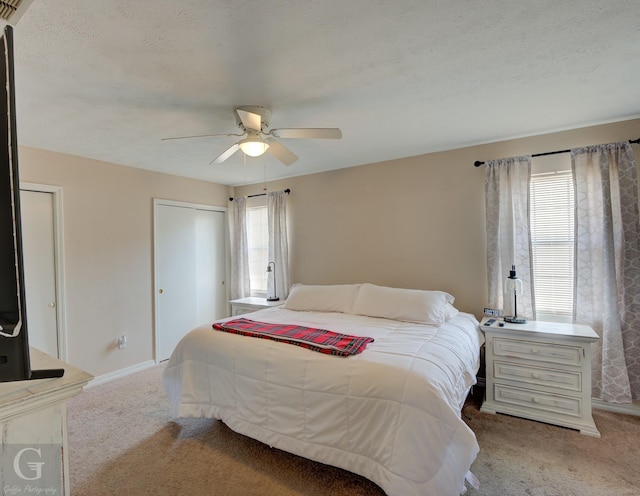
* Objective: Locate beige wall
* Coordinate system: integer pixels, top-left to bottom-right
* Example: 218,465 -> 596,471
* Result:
18,147 -> 231,376
16,119 -> 640,377
236,118 -> 640,318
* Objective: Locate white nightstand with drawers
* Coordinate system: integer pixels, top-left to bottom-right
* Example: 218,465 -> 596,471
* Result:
230,297 -> 283,316
480,317 -> 600,437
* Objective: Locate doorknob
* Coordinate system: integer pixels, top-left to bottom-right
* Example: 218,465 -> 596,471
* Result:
48,301 -> 56,308
159,289 -> 164,294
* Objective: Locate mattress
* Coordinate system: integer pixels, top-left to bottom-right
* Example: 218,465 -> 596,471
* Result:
163,306 -> 483,496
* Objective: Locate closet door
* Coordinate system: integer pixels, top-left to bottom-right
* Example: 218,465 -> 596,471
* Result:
195,208 -> 227,325
155,204 -> 197,361
155,201 -> 226,361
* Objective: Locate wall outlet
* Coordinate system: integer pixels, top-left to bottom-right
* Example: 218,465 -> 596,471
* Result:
117,335 -> 127,349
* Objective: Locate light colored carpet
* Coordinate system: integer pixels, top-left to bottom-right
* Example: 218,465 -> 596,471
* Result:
66,364 -> 640,496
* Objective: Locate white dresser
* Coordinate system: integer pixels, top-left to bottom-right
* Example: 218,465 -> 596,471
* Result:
480,317 -> 600,437
0,348 -> 93,494
230,297 -> 283,316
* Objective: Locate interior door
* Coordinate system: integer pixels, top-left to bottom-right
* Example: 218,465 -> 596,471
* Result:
155,202 -> 226,361
19,189 -> 59,357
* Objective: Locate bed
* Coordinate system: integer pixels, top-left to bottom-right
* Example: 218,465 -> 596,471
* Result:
162,283 -> 483,496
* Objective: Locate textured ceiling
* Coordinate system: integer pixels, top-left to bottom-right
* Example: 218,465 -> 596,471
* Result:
5,0 -> 640,186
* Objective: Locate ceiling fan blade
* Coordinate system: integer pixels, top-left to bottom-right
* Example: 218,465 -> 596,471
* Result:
161,132 -> 241,141
265,138 -> 298,166
236,109 -> 262,132
210,143 -> 240,164
270,128 -> 342,140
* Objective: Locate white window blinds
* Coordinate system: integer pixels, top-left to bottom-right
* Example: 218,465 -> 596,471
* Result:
530,171 -> 574,318
246,205 -> 268,296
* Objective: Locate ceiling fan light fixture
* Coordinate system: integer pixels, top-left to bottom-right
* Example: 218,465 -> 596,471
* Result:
165,107 -> 340,166
238,136 -> 269,157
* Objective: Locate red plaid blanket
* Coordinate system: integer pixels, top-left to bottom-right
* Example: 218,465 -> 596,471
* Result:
212,318 -> 374,357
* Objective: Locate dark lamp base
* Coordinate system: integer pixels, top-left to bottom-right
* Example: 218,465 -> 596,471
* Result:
504,316 -> 527,324
266,297 -> 280,302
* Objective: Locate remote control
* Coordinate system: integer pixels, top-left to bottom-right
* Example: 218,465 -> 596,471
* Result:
485,318 -> 496,325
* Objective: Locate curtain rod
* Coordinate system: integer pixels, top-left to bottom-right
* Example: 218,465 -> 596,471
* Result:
229,188 -> 290,201
473,138 -> 640,167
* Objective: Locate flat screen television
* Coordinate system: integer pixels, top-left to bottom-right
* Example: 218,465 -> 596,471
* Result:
0,24 -> 62,382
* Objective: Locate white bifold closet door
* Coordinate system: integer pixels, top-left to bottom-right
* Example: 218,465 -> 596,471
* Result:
155,201 -> 226,361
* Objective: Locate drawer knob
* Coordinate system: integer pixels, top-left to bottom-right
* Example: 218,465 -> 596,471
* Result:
531,348 -> 539,354
532,373 -> 540,379
532,398 -> 539,403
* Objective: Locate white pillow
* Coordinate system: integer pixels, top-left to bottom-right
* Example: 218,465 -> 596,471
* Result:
351,283 -> 454,325
283,283 -> 361,314
444,302 -> 459,320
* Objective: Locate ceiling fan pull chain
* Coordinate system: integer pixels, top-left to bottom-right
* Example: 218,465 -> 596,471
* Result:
243,150 -> 247,185
262,153 -> 268,193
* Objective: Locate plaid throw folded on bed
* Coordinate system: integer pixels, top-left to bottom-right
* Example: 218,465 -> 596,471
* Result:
212,318 -> 374,356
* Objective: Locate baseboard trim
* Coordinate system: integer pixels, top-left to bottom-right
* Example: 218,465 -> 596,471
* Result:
592,398 -> 640,417
86,360 -> 157,388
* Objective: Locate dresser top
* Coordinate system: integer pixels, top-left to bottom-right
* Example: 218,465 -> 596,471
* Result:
480,317 -> 599,341
0,348 -> 93,420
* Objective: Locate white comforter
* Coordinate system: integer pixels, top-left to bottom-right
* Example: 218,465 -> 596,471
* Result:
163,307 -> 483,496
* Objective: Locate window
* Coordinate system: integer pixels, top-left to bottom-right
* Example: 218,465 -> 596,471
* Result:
246,204 -> 268,296
529,169 -> 574,321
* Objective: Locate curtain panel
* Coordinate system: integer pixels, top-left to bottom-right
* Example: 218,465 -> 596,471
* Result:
267,191 -> 290,300
229,196 -> 251,300
572,141 -> 640,403
485,156 -> 535,320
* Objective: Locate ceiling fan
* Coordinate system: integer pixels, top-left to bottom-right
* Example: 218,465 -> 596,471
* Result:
162,106 -> 342,166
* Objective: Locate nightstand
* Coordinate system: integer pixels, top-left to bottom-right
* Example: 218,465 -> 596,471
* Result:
230,297 -> 283,316
480,317 -> 600,437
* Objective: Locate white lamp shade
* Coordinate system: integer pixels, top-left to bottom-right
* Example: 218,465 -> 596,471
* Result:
239,137 -> 269,157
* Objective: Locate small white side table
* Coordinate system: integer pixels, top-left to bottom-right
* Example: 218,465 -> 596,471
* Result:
230,297 -> 283,316
480,317 -> 600,437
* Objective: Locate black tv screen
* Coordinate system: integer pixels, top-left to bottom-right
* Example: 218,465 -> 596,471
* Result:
0,24 -> 31,382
